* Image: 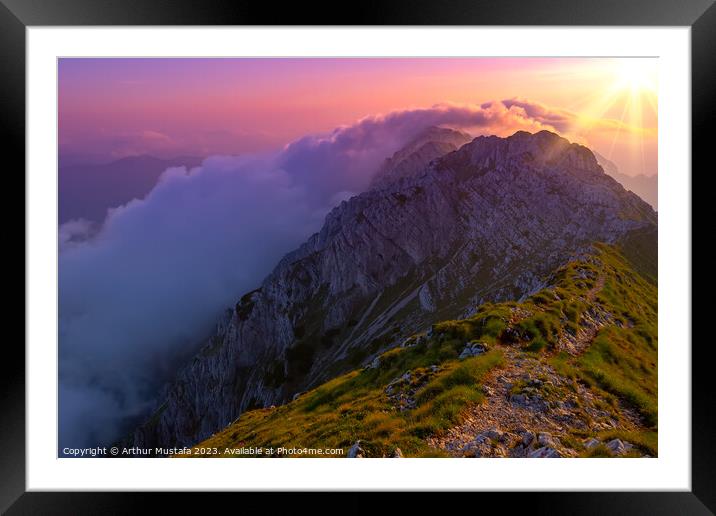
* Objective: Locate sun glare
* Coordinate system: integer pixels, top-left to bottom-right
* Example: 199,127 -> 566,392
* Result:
556,58 -> 657,177
613,58 -> 657,94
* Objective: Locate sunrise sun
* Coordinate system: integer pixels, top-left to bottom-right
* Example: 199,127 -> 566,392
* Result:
613,58 -> 658,94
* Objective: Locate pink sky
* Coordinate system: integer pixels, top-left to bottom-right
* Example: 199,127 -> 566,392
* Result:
59,57 -> 657,177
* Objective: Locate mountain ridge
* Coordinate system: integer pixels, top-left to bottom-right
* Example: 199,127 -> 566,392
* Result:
369,126 -> 473,189
190,242 -> 657,458
127,130 -> 656,451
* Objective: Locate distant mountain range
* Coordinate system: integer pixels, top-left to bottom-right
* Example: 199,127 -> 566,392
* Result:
59,155 -> 203,224
593,151 -> 657,210
124,129 -> 657,456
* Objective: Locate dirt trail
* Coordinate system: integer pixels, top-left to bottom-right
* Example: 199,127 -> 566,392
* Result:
427,344 -> 642,457
428,274 -> 646,458
555,274 -> 608,356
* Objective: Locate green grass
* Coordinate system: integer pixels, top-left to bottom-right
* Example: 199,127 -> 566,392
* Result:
578,327 -> 658,427
516,312 -> 561,351
192,344 -> 504,457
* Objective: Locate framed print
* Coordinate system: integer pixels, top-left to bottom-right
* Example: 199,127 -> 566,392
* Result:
2,0 -> 712,512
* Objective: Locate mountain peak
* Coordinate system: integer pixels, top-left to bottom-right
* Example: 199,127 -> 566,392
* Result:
434,130 -> 604,184
370,126 -> 472,189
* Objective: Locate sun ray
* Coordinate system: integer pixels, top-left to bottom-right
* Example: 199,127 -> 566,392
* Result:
608,92 -> 632,160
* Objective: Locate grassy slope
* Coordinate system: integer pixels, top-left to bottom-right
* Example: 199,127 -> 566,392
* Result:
191,242 -> 657,457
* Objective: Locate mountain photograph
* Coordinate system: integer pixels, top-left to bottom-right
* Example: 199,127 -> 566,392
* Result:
58,57 -> 658,459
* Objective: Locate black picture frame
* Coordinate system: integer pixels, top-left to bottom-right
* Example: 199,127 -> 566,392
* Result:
1,0 -> 711,513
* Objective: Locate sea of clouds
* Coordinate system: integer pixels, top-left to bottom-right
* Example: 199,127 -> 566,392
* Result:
58,100 -> 573,449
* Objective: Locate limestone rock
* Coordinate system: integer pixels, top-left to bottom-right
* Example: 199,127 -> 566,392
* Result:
529,446 -> 562,458
606,438 -> 634,456
347,441 -> 364,458
583,437 -> 601,449
458,342 -> 488,359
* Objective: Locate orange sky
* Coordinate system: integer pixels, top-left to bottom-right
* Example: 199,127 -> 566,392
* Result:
59,57 -> 657,176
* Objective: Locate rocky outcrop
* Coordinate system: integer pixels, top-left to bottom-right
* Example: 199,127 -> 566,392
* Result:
129,130 -> 657,449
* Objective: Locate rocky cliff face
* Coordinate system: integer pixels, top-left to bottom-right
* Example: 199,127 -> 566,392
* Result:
130,129 -> 656,449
